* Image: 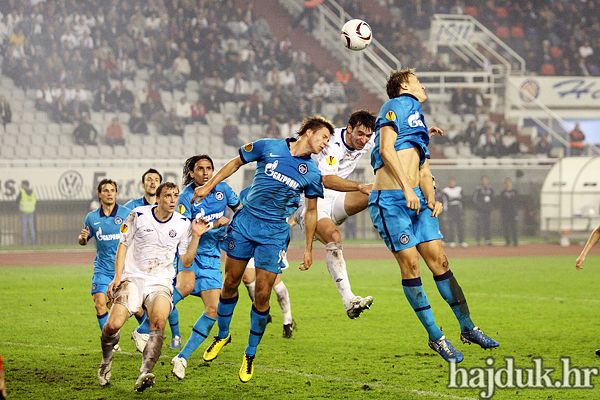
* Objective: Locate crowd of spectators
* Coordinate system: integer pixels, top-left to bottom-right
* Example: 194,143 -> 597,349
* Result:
0,0 -> 354,148
392,0 -> 599,76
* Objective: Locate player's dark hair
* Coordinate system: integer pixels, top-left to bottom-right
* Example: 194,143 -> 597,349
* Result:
182,155 -> 214,186
156,182 -> 178,197
97,178 -> 118,193
297,115 -> 334,137
142,168 -> 163,184
386,68 -> 416,99
347,110 -> 376,131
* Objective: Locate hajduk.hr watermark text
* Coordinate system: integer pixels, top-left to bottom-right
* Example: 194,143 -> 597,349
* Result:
447,356 -> 598,399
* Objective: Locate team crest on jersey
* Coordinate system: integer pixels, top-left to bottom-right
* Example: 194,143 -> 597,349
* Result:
228,240 -> 235,250
386,111 -> 396,121
177,204 -> 186,214
120,224 -> 128,233
243,143 -> 253,152
326,156 -> 337,166
169,229 -> 177,238
114,217 -> 123,225
92,283 -> 97,290
298,163 -> 308,175
400,234 -> 410,245
215,191 -> 224,201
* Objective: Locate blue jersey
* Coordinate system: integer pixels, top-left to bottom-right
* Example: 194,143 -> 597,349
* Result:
123,196 -> 153,210
239,138 -> 323,222
83,204 -> 131,277
371,93 -> 430,171
177,181 -> 240,257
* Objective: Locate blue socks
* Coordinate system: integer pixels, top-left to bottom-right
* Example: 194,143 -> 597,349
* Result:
135,312 -> 145,325
169,307 -> 180,338
137,287 -> 185,335
402,277 -> 443,341
97,312 -> 108,330
434,270 -> 475,332
178,313 -> 217,360
246,305 -> 270,357
216,295 -> 239,339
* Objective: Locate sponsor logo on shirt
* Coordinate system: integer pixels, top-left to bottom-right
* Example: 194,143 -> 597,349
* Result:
408,110 -> 425,128
265,160 -> 299,189
195,208 -> 224,222
96,227 -> 120,241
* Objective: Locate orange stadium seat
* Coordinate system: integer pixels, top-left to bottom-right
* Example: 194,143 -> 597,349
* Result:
496,26 -> 509,37
495,7 -> 508,17
541,63 -> 556,75
465,6 -> 478,16
511,26 -> 524,37
550,46 -> 563,58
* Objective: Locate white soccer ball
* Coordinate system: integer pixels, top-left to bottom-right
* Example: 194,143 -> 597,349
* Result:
341,19 -> 372,51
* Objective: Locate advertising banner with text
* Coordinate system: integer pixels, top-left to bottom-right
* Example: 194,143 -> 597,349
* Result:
507,76 -> 600,109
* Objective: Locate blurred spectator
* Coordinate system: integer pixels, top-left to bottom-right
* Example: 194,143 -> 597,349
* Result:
149,63 -> 171,91
223,72 -> 251,102
92,85 -> 114,112
117,53 -> 137,80
67,95 -> 90,124
223,117 -> 244,147
569,123 -> 586,156
175,96 -> 193,124
128,109 -> 148,135
264,117 -> 281,139
264,95 -> 287,124
473,175 -> 494,246
442,177 -> 467,248
0,95 -> 12,128
51,94 -> 71,123
108,84 -> 134,114
191,102 -> 208,124
141,96 -> 166,120
499,129 -> 521,156
311,76 -> 330,114
535,133 -> 552,157
450,87 -> 470,116
239,99 -> 260,124
499,178 -> 518,247
172,50 -> 191,80
494,118 -> 508,136
73,114 -> 99,145
36,83 -> 53,111
292,0 -> 323,31
162,109 -> 184,136
204,87 -> 224,113
281,118 -> 301,138
476,127 -> 497,158
105,117 -> 125,146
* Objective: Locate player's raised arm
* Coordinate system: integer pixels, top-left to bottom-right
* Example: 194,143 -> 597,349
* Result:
191,156 -> 244,204
576,223 -> 600,270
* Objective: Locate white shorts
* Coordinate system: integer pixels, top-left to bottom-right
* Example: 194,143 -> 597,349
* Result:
292,191 -> 349,232
113,277 -> 173,315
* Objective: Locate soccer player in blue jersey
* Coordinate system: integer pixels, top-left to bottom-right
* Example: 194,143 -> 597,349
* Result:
368,69 -> 499,363
170,154 -> 240,379
192,115 -> 334,383
124,168 -> 162,209
78,179 -> 132,349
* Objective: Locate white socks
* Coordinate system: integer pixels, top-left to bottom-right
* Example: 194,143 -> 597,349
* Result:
273,281 -> 292,325
325,241 -> 354,309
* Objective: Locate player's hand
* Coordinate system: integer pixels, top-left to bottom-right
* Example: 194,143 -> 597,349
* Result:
575,255 -> 585,270
107,278 -> 121,300
191,185 -> 211,205
358,183 -> 373,196
429,126 -> 443,138
428,200 -> 443,217
215,216 -> 229,228
80,226 -> 90,242
192,217 -> 211,236
404,187 -> 420,214
299,250 -> 312,271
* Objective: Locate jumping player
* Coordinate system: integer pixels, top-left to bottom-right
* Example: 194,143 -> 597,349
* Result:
193,115 -> 334,382
368,68 -> 499,363
291,110 -> 377,318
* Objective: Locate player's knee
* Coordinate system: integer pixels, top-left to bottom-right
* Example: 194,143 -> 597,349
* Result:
178,280 -> 194,297
103,320 -> 120,335
254,288 -> 271,308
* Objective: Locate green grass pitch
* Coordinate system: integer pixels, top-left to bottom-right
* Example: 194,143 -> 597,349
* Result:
1,255 -> 599,399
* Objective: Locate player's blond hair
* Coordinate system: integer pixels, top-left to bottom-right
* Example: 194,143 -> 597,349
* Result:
297,115 -> 335,137
386,68 -> 416,99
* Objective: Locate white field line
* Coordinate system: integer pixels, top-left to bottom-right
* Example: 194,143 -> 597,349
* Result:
1,341 -> 478,400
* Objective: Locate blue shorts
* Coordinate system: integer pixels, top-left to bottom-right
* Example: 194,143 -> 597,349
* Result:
221,208 -> 289,274
91,272 -> 113,295
368,187 -> 443,252
178,254 -> 223,295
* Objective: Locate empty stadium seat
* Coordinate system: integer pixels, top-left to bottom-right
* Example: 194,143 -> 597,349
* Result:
43,145 -> 58,158
85,145 -> 100,158
2,135 -> 17,147
0,146 -> 15,159
99,145 -> 114,158
495,26 -> 509,37
57,145 -> 71,158
16,134 -> 32,146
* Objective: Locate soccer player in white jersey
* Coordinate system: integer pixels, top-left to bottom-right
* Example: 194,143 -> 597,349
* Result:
292,110 -> 377,318
97,182 -> 210,393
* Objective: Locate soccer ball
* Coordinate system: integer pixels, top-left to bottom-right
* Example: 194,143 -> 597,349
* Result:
341,19 -> 372,51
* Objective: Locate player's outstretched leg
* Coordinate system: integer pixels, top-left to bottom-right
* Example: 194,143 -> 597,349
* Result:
135,330 -> 163,392
403,277 -> 463,363
168,307 -> 181,349
239,305 -> 269,382
434,270 -> 499,349
273,281 -> 295,338
325,241 -> 373,318
203,295 -> 238,361
172,312 -> 217,379
98,328 -> 119,386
